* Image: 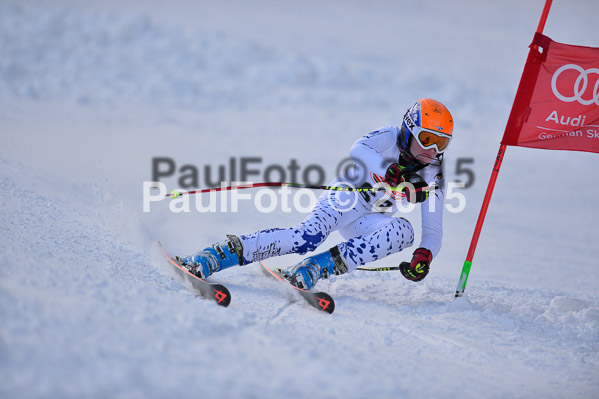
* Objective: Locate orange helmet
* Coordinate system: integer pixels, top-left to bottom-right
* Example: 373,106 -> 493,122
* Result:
399,98 -> 453,154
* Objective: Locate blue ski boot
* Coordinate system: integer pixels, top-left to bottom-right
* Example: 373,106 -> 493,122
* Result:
178,235 -> 244,279
282,246 -> 348,290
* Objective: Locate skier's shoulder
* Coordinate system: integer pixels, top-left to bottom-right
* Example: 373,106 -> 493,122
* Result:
363,125 -> 400,140
356,125 -> 400,148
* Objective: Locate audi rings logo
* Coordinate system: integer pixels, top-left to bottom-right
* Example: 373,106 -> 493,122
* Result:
551,64 -> 599,106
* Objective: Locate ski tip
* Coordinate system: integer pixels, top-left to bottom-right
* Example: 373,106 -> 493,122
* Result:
312,292 -> 335,314
211,284 -> 232,307
160,242 -> 232,308
261,262 -> 335,313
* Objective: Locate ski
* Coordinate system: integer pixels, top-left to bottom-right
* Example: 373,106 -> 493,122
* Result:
260,262 -> 335,314
158,242 -> 231,307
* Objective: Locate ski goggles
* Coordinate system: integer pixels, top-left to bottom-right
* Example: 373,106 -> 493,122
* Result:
403,112 -> 452,153
412,127 -> 452,153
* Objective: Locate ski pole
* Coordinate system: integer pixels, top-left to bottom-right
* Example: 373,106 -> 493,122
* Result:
356,266 -> 401,271
167,182 -> 436,198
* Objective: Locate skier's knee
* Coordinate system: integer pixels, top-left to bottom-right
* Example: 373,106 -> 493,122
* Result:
397,217 -> 415,248
294,227 -> 329,255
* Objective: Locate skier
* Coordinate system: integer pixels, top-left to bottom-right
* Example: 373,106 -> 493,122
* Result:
179,98 -> 453,290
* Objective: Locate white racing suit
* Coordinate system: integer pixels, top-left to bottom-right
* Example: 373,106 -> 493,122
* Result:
239,126 -> 445,271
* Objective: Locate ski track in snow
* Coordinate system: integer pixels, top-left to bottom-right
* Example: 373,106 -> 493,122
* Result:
1,0 -> 598,398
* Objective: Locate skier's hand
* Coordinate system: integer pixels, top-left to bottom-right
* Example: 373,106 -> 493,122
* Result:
400,172 -> 429,203
399,248 -> 432,282
384,164 -> 429,202
384,163 -> 406,186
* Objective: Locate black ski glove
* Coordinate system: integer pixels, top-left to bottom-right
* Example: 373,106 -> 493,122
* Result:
399,248 -> 432,282
384,163 -> 407,186
400,172 -> 429,203
385,164 -> 429,203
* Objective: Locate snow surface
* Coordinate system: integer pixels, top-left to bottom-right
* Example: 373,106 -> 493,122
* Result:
1,0 -> 598,398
